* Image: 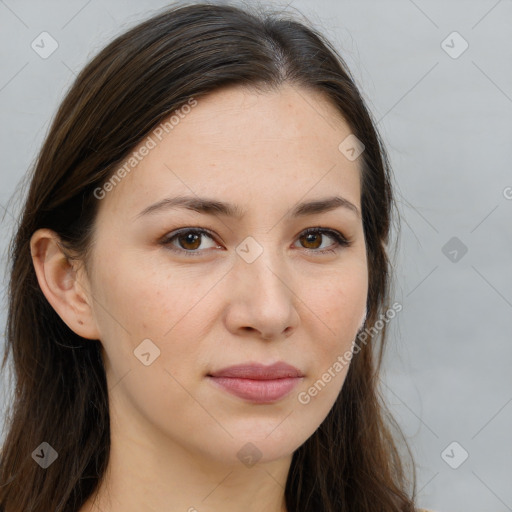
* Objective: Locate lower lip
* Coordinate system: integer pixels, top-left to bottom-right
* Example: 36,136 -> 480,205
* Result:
207,376 -> 302,403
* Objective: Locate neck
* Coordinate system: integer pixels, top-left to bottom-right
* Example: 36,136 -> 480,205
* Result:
79,404 -> 291,512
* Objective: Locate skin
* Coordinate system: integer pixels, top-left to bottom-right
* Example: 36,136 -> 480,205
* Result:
30,83 -> 368,512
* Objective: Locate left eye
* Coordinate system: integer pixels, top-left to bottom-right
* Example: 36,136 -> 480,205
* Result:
295,228 -> 351,253
161,227 -> 351,257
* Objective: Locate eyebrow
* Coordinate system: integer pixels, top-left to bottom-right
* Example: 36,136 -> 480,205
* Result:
135,194 -> 361,221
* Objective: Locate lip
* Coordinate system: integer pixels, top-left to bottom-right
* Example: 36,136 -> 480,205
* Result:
207,362 -> 304,403
209,362 -> 303,379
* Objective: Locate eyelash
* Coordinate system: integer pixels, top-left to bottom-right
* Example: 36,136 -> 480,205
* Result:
160,226 -> 352,257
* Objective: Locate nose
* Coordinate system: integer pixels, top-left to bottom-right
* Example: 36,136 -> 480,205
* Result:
224,245 -> 300,341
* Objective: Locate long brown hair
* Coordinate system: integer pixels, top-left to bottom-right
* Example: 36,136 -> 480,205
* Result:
0,2 -> 417,511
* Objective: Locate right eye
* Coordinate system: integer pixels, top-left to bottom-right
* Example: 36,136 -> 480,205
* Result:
160,228 -> 221,256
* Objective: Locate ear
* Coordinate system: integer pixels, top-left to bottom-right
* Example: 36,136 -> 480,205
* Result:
30,228 -> 101,340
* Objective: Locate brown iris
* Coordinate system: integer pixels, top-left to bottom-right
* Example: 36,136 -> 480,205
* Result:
178,232 -> 202,250
300,232 -> 322,249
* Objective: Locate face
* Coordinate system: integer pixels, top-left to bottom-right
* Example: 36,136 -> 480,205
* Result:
81,84 -> 368,467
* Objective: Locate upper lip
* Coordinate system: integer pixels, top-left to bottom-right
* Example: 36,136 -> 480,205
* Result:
208,362 -> 304,380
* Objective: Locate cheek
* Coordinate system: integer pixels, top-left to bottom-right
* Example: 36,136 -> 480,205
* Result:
90,255 -> 208,426
307,265 -> 368,343
295,263 -> 367,403
87,251 -> 164,370
92,252 -> 219,381
93,249 -> 188,334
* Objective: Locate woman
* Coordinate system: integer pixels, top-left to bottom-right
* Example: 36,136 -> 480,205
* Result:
0,2 -> 432,511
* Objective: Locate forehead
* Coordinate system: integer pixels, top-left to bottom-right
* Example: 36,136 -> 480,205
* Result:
97,84 -> 362,219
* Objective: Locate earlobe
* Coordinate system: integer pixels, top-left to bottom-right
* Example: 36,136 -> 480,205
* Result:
29,228 -> 101,340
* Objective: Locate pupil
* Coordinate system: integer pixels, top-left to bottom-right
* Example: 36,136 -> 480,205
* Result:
182,233 -> 200,249
305,233 -> 320,248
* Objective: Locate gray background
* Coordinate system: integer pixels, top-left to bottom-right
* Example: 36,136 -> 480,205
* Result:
1,1 -> 511,511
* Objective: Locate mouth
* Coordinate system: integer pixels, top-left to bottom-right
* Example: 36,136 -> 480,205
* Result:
207,362 -> 304,404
